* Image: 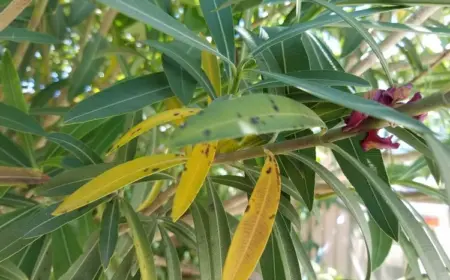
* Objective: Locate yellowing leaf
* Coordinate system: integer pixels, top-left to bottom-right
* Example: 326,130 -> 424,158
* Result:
172,141 -> 218,221
136,180 -> 164,212
202,51 -> 221,96
164,97 -> 185,126
217,139 -> 240,153
108,108 -> 201,154
223,150 -> 281,280
121,199 -> 157,280
52,154 -> 186,215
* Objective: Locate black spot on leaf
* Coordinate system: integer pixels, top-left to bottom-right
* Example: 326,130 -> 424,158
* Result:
203,129 -> 211,137
250,117 -> 260,124
237,113 -> 242,118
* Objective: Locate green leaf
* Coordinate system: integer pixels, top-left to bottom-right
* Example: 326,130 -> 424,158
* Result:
0,103 -> 46,135
260,234 -> 285,280
207,180 -> 231,279
97,0 -> 233,65
262,26 -> 310,73
2,50 -> 28,112
88,116 -> 127,155
191,201 -> 214,280
288,151 -> 373,279
333,136 -> 398,240
47,133 -> 103,165
369,219 -> 393,270
424,135 -> 450,205
162,54 -> 198,105
60,232 -> 102,280
0,133 -> 31,167
398,231 -> 422,280
0,261 -> 27,280
29,107 -> 70,116
69,34 -> 108,99
144,40 -> 217,99
50,5 -> 67,40
52,224 -> 83,278
65,73 -> 173,124
67,0 -> 96,26
159,218 -> 197,250
29,235 -> 52,280
336,0 -> 450,6
0,27 -> 60,44
274,215 -> 302,280
158,224 -> 182,280
30,79 -> 68,108
13,236 -> 45,277
340,29 -> 363,58
24,200 -> 106,238
246,70 -> 370,91
329,144 -> 449,280
169,94 -> 325,147
100,200 -> 120,268
0,193 -> 37,208
200,0 -> 235,68
278,155 -> 314,210
258,71 -> 430,134
111,246 -> 135,280
309,0 -> 393,84
251,6 -> 404,56
290,231 -> 317,280
120,199 -> 157,280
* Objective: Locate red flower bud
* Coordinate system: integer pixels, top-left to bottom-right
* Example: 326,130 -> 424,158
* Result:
360,130 -> 400,151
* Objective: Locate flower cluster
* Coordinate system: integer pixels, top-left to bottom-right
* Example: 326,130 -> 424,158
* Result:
343,85 -> 427,151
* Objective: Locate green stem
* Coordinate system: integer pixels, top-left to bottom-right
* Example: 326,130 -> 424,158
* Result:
214,91 -> 450,164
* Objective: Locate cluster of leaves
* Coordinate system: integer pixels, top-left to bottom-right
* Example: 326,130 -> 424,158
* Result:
0,0 -> 449,279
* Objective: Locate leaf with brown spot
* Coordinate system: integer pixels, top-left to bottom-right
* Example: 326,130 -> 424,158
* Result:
52,154 -> 186,215
171,141 -> 218,221
223,150 -> 281,280
108,108 -> 201,155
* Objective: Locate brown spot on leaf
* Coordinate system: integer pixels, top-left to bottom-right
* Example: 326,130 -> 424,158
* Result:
203,129 -> 211,137
266,167 -> 272,174
174,112 -> 180,116
143,168 -> 150,172
205,145 -> 211,157
152,168 -> 160,172
269,214 -> 275,219
245,205 -> 250,213
250,117 -> 260,124
183,166 -> 188,171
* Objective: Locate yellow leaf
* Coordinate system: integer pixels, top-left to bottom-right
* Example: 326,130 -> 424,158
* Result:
108,108 -> 201,155
164,97 -> 184,126
52,154 -> 186,216
222,150 -> 281,280
136,180 -> 164,212
202,51 -> 221,96
217,139 -> 240,153
171,141 -> 218,221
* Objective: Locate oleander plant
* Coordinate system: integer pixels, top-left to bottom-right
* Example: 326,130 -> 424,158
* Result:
0,0 -> 449,279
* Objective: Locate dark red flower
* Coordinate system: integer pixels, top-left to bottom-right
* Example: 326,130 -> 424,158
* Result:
360,130 -> 400,151
343,84 -> 426,151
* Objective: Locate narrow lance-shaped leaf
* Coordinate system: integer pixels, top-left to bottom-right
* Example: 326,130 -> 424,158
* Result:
163,54 -> 198,105
0,261 -> 28,280
288,152 -> 372,279
53,154 -> 185,215
424,135 -> 450,205
96,0 -> 234,65
0,133 -> 31,167
108,108 -> 201,155
202,50 -> 222,96
47,133 -> 103,166
223,150 -> 281,280
191,202 -> 214,280
0,103 -> 46,135
52,224 -> 83,278
369,218 -> 393,270
158,224 -> 182,280
65,73 -> 173,124
207,179 -> 231,279
259,71 -> 430,134
172,142 -> 218,221
121,199 -> 157,280
0,27 -> 60,44
0,166 -> 49,186
99,200 -> 120,268
329,144 -> 449,280
29,235 -> 52,280
274,215 -> 302,280
200,0 -> 235,72
60,232 -> 102,280
260,234 -> 285,280
169,94 -> 325,148
290,231 -> 317,280
144,40 -> 218,99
